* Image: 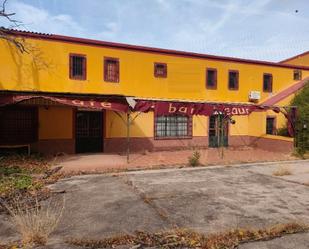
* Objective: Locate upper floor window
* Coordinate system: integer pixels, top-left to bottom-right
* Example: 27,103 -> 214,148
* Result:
155,115 -> 192,139
104,57 -> 119,83
69,54 -> 86,80
263,73 -> 273,92
206,68 -> 217,89
228,70 -> 239,90
293,69 -> 302,80
154,63 -> 167,78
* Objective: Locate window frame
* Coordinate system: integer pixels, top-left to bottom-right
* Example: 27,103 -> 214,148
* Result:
266,116 -> 276,135
263,73 -> 273,93
293,69 -> 302,81
154,62 -> 167,78
69,53 -> 87,80
206,68 -> 217,89
228,70 -> 239,90
104,57 -> 120,83
154,115 -> 192,140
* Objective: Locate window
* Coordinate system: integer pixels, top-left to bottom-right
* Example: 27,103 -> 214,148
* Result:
104,57 -> 119,82
228,70 -> 239,90
154,63 -> 167,78
155,115 -> 192,138
266,117 -> 276,135
0,107 -> 38,144
293,69 -> 302,80
263,73 -> 273,92
69,54 -> 86,80
206,68 -> 217,89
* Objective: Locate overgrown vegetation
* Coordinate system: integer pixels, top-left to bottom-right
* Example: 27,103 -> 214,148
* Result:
188,150 -> 201,167
291,82 -> 309,157
4,195 -> 65,246
272,166 -> 292,176
0,155 -> 49,197
67,222 -> 308,249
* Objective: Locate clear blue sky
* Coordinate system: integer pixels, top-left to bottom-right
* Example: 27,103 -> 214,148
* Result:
1,0 -> 309,62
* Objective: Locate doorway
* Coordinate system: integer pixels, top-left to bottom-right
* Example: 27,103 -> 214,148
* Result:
75,111 -> 103,153
208,114 -> 228,148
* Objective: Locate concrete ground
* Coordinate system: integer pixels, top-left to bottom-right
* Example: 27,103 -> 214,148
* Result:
1,160 -> 309,248
56,147 -> 295,173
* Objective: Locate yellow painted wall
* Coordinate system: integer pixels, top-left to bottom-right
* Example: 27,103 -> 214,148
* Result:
1,36 -> 306,143
229,116 -> 249,136
38,106 -> 73,139
282,53 -> 309,67
105,111 -> 154,138
193,115 -> 208,136
1,38 -> 309,104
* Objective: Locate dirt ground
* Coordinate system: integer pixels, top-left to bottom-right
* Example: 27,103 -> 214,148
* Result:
1,160 -> 309,248
57,147 -> 296,173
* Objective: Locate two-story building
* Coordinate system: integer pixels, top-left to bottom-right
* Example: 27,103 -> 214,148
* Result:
0,29 -> 308,155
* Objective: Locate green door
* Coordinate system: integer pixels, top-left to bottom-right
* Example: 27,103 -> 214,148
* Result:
208,115 -> 228,148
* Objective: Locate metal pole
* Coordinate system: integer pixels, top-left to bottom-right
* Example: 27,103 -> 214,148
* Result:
221,115 -> 224,159
126,112 -> 130,164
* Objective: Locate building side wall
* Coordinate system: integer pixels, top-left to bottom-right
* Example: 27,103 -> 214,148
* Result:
1,38 -> 309,103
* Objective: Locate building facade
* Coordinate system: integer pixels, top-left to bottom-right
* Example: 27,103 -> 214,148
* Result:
0,30 -> 308,154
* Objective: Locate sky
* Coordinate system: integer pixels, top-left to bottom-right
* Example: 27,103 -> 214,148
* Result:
1,0 -> 309,62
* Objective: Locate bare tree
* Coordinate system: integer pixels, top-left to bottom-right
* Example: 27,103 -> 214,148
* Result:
0,0 -> 27,53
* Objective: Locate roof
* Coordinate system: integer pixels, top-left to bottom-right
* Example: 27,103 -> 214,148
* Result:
279,51 -> 309,64
4,28 -> 309,71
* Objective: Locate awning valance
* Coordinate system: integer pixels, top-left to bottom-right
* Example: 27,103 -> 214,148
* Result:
0,94 -> 129,112
134,100 -> 261,116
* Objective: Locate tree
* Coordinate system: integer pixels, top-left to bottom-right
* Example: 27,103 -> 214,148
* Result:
0,0 -> 27,53
291,81 -> 309,156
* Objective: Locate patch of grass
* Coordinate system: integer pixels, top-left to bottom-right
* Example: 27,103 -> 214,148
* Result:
67,222 -> 308,249
188,150 -> 201,167
272,166 -> 292,176
0,155 -> 50,197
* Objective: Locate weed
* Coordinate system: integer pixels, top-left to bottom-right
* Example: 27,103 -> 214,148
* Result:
3,194 -> 65,246
67,222 -> 308,249
272,166 -> 292,176
188,150 -> 201,167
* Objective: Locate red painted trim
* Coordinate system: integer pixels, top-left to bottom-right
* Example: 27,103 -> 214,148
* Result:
263,73 -> 273,93
154,62 -> 167,78
69,53 -> 87,80
206,68 -> 217,89
5,29 -> 309,71
261,76 -> 309,106
104,57 -> 119,83
228,70 -> 239,90
279,51 -> 309,63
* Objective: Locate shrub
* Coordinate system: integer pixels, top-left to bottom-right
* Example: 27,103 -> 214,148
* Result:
188,150 -> 201,167
272,166 -> 292,176
3,194 -> 65,246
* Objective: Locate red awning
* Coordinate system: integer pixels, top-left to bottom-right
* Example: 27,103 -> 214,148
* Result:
0,94 -> 129,112
134,100 -> 260,116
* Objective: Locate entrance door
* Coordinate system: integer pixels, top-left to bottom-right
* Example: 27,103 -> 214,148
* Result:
208,115 -> 228,148
75,111 -> 103,153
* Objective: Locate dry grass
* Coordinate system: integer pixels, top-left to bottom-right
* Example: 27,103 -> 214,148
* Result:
67,222 -> 308,249
3,194 -> 65,246
272,166 -> 292,176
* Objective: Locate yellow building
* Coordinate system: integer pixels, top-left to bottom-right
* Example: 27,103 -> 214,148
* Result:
0,29 -> 308,154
